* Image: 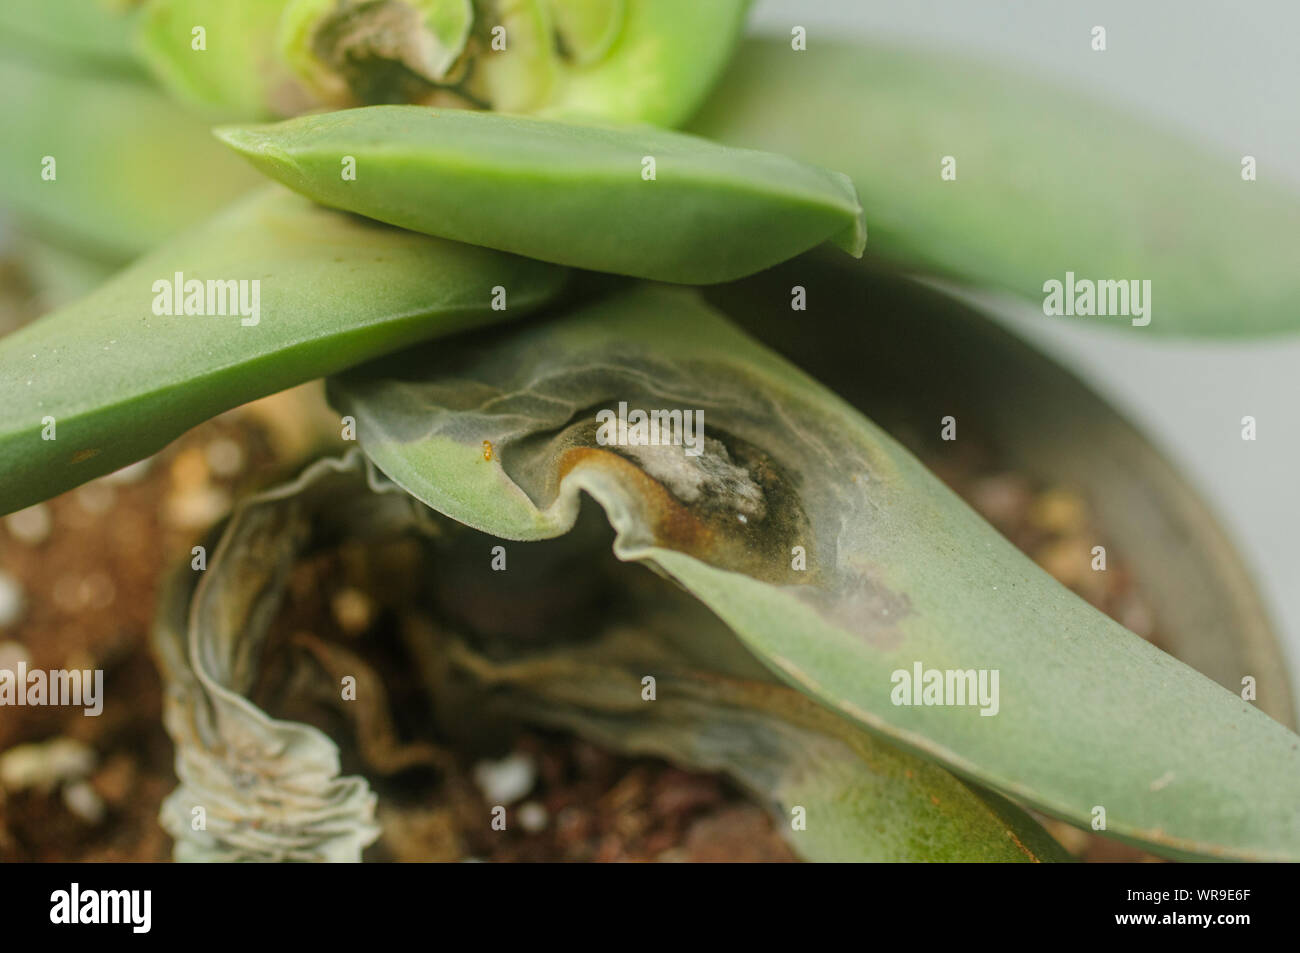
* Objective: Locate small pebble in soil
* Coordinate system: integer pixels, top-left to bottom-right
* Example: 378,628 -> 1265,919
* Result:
0,640 -> 29,670
331,587 -> 375,636
0,573 -> 25,628
205,438 -> 245,479
4,503 -> 52,546
74,481 -> 117,516
472,753 -> 537,806
51,571 -> 116,614
63,780 -> 107,825
0,738 -> 95,793
165,486 -> 231,529
518,801 -> 548,833
1028,488 -> 1087,536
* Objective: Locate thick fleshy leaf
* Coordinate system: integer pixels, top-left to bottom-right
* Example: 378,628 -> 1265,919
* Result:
0,187 -> 567,516
154,450 -> 1065,862
0,54 -> 262,262
0,0 -> 144,76
216,106 -> 866,283
548,0 -> 625,67
690,38 -> 1300,336
137,0 -> 308,118
706,253 -> 1298,727
540,0 -> 751,127
330,283 -> 1300,860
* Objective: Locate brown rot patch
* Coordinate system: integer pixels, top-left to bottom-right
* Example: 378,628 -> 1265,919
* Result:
555,423 -> 817,587
69,448 -> 102,465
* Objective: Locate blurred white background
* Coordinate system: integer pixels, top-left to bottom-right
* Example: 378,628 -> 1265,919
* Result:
752,1 -> 1300,700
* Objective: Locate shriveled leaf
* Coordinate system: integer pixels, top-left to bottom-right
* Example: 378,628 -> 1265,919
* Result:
440,615 -> 1067,862
216,106 -> 866,283
0,54 -> 262,262
152,455 -> 422,861
0,187 -> 567,516
691,38 -> 1300,336
155,450 -> 1063,862
330,283 -> 1300,861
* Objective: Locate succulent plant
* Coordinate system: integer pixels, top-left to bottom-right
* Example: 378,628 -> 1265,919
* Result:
2,0 -> 1298,863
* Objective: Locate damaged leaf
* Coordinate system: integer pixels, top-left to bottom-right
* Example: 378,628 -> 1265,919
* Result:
140,0 -> 749,125
280,0 -> 476,107
152,454 -> 430,861
216,106 -> 866,283
154,451 -> 1064,862
0,187 -> 567,516
329,282 -> 1300,861
438,613 -> 1067,862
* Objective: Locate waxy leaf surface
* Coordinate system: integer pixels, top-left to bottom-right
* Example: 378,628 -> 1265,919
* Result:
691,39 -> 1300,336
0,188 -> 566,515
217,106 -> 866,283
0,55 -> 262,263
0,0 -> 144,76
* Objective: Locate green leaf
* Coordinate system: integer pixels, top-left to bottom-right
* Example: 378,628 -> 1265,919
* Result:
215,105 -> 866,283
137,0 -> 304,118
330,282 -> 1300,861
541,0 -> 751,127
706,253 -> 1298,728
464,0 -> 558,113
0,0 -> 145,76
0,54 -> 262,263
690,38 -> 1300,336
0,187 -> 567,516
142,0 -> 747,123
547,0 -> 625,67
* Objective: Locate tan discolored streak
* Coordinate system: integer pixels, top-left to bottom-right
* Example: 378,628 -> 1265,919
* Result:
557,442 -> 815,587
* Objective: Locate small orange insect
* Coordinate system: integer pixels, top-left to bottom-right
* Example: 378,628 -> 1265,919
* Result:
482,440 -> 494,462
